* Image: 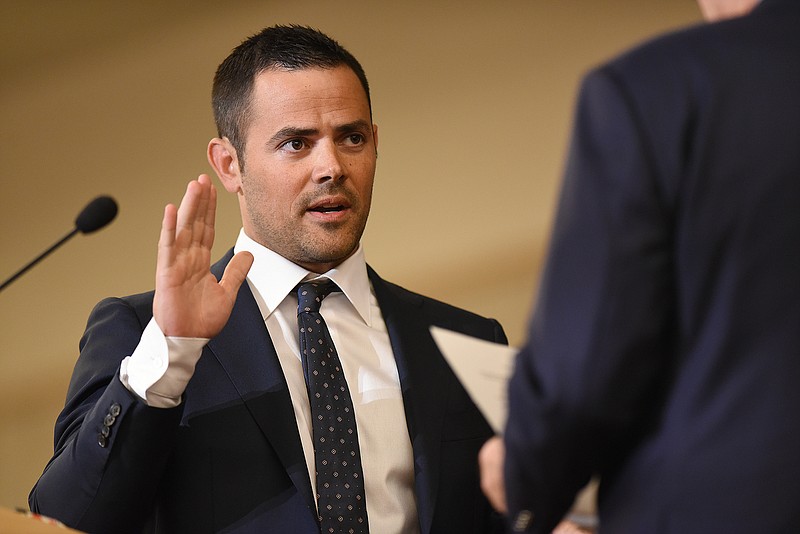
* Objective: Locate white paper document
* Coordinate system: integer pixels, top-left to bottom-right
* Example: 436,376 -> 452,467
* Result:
430,326 -> 518,433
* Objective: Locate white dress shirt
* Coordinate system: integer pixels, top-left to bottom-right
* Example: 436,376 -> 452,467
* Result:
120,229 -> 419,533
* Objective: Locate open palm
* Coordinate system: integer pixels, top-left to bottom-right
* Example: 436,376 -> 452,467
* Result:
153,174 -> 252,338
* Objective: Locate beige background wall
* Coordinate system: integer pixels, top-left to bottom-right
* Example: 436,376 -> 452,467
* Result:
0,0 -> 700,512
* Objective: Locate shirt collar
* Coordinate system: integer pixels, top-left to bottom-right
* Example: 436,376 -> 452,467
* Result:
233,229 -> 373,325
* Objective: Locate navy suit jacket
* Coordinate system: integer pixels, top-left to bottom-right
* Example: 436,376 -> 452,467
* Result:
30,252 -> 507,533
505,1 -> 800,532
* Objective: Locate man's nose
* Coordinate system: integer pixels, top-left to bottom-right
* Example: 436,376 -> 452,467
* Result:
312,141 -> 344,183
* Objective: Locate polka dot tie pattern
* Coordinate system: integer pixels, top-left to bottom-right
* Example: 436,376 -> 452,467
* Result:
297,280 -> 369,534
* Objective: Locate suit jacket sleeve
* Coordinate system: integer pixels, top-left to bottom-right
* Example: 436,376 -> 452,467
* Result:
29,294 -> 183,534
504,64 -> 676,532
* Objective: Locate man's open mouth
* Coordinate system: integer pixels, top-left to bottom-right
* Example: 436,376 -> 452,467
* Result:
309,205 -> 345,213
307,196 -> 351,214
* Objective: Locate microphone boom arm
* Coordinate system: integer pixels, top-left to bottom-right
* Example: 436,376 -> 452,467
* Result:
0,228 -> 80,292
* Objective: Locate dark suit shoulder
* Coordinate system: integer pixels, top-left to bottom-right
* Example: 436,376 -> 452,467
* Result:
96,290 -> 155,324
378,276 -> 491,320
368,267 -> 507,344
603,0 -> 799,82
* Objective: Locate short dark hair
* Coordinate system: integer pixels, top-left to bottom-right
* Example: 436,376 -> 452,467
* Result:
212,25 -> 371,163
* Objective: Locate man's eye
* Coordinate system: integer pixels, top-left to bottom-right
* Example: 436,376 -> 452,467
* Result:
345,134 -> 364,145
282,139 -> 305,151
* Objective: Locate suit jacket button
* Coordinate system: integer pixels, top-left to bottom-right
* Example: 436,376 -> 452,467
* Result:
103,414 -> 116,427
109,403 -> 121,417
97,434 -> 108,448
512,510 -> 533,532
100,425 -> 111,438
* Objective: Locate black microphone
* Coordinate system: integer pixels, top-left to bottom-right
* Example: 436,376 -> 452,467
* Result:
0,196 -> 118,292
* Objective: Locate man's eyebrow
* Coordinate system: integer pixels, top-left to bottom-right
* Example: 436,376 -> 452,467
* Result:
334,120 -> 372,135
268,126 -> 319,145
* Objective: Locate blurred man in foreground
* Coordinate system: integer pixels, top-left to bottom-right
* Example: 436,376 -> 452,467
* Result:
481,0 -> 800,532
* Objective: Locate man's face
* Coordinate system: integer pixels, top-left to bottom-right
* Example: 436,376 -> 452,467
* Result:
233,66 -> 377,273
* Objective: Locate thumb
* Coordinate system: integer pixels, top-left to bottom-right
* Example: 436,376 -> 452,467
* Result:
219,251 -> 254,296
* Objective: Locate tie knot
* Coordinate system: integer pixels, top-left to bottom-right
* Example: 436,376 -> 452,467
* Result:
297,280 -> 338,314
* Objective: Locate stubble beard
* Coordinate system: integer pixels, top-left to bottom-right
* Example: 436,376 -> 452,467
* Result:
245,187 -> 371,271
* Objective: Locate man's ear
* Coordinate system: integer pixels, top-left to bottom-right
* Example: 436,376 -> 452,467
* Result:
208,137 -> 243,193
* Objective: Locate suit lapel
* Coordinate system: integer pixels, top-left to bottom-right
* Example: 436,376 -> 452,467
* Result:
207,251 -> 317,514
368,267 -> 450,534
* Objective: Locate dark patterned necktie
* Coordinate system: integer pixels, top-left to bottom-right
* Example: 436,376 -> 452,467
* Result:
297,280 -> 369,534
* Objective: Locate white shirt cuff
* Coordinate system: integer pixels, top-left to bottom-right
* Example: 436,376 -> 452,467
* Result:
119,318 -> 208,408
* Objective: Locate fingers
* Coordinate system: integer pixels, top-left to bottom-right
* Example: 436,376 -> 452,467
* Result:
156,203 -> 178,274
479,436 -> 507,513
201,177 -> 217,251
174,181 -> 200,238
156,174 -> 217,253
159,203 -> 178,249
155,175 -> 219,283
175,176 -> 209,246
